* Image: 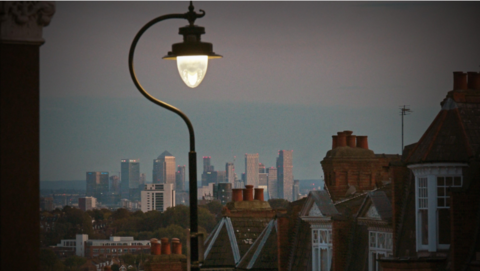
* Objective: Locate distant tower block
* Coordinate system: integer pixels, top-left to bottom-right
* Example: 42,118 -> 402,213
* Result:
277,150 -> 293,201
153,151 -> 176,187
245,154 -> 259,187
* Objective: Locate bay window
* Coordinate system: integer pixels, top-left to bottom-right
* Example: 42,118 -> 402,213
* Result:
312,228 -> 332,271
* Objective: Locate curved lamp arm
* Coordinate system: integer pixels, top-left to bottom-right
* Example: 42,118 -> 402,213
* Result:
128,13 -> 196,151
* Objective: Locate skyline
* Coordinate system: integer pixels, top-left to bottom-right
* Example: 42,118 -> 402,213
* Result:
40,2 -> 480,181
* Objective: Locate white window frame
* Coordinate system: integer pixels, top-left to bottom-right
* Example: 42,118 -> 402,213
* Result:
409,163 -> 465,252
311,227 -> 332,271
368,231 -> 393,271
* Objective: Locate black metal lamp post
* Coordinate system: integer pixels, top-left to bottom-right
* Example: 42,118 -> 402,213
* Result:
128,2 -> 221,270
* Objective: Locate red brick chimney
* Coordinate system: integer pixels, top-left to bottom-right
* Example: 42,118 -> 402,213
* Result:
277,216 -> 290,271
161,237 -> 171,255
104,266 -> 112,271
232,188 -> 243,202
254,188 -> 264,201
337,132 -> 347,147
343,130 -> 353,136
150,238 -> 161,255
332,135 -> 338,149
171,238 -> 182,255
347,135 -> 356,148
244,185 -> 254,201
356,136 -> 369,149
454,71 -> 468,90
468,72 -> 480,90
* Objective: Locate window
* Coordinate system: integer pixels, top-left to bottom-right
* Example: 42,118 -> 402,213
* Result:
312,228 -> 332,271
437,176 -> 461,247
418,177 -> 428,247
369,231 -> 393,271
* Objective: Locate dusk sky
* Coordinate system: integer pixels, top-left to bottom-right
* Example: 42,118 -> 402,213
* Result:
40,1 -> 480,182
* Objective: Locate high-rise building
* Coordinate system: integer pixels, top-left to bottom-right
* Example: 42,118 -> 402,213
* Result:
175,165 -> 186,191
277,150 -> 293,201
259,163 -> 265,173
214,170 -> 226,184
78,197 -> 97,211
266,167 -> 278,199
139,173 -> 146,185
86,172 -> 109,201
141,184 -> 175,212
214,182 -> 232,205
293,180 -> 300,201
152,151 -> 176,187
245,153 -> 259,187
109,175 -> 120,193
226,162 -> 235,184
121,159 -> 140,199
201,156 -> 214,186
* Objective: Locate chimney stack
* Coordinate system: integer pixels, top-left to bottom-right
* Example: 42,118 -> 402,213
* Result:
244,185 -> 254,201
254,188 -> 264,201
468,72 -> 480,90
356,136 -> 369,149
171,238 -> 182,255
161,237 -> 171,255
347,135 -> 356,148
337,132 -> 347,147
454,71 -> 468,90
150,238 -> 161,255
232,188 -> 243,202
332,135 -> 338,149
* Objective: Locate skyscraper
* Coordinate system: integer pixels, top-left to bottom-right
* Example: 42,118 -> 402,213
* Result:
141,184 -> 175,212
293,179 -> 300,201
152,151 -> 176,187
267,167 -> 278,199
226,162 -> 235,184
277,150 -> 293,201
245,153 -> 259,187
121,159 -> 140,199
175,165 -> 186,192
86,172 -> 109,201
259,163 -> 265,173
201,156 -> 214,186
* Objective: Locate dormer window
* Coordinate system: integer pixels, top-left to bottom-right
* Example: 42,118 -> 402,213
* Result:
409,163 -> 465,252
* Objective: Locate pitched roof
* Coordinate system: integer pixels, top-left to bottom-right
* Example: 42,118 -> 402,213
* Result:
405,98 -> 479,164
203,217 -> 240,268
236,219 -> 278,270
157,151 -> 173,159
357,190 -> 392,221
301,190 -> 339,217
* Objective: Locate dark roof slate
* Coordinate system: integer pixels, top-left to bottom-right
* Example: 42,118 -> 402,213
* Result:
369,190 -> 392,221
310,190 -> 339,216
405,98 -> 479,164
288,217 -> 312,271
203,217 -> 240,268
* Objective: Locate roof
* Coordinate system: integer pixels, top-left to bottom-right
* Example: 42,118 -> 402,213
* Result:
236,219 -> 278,270
288,217 -> 312,271
323,146 -> 376,160
405,97 -> 480,164
310,190 -> 339,216
157,151 -> 173,159
203,217 -> 240,268
357,190 -> 392,221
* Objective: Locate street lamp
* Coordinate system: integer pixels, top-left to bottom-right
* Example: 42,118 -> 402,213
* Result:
128,2 -> 221,270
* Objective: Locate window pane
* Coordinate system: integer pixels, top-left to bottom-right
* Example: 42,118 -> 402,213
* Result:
320,230 -> 327,244
438,209 -> 451,245
437,177 -> 444,186
454,177 -> 461,186
378,233 -> 385,249
437,198 -> 445,207
313,230 -> 318,243
420,209 -> 429,245
386,233 -> 393,250
370,232 -> 375,248
437,187 -> 445,197
321,248 -> 328,271
446,177 -> 453,186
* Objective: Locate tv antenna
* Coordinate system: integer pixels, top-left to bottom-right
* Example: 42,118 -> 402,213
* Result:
399,105 -> 412,153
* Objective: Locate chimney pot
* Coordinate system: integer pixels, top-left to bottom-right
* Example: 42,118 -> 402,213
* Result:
161,237 -> 171,255
232,189 -> 243,202
347,135 -> 356,148
244,185 -> 254,201
468,72 -> 480,90
343,130 -> 353,136
254,188 -> 264,201
337,132 -> 347,147
150,238 -> 161,255
356,136 -> 369,149
171,238 -> 182,255
453,71 -> 468,90
332,135 -> 338,149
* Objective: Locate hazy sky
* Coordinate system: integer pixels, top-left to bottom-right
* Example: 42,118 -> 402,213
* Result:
40,1 -> 480,182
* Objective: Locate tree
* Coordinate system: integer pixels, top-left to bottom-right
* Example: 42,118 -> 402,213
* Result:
111,208 -> 131,221
111,264 -> 120,271
204,200 -> 223,220
120,253 -> 136,266
64,255 -> 86,271
198,207 -> 217,233
40,249 -> 58,271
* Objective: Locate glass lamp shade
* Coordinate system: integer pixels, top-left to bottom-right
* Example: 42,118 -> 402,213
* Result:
176,55 -> 209,88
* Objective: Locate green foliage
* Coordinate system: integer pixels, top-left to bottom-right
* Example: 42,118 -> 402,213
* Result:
40,249 -> 58,271
112,208 -> 130,220
111,264 -> 120,271
198,207 -> 217,233
120,253 -> 136,265
204,200 -> 223,216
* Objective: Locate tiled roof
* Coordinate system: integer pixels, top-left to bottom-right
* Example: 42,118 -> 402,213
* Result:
405,98 -> 480,164
288,217 -> 312,271
369,190 -> 392,221
236,219 -> 278,270
203,217 -> 240,268
345,224 -> 369,271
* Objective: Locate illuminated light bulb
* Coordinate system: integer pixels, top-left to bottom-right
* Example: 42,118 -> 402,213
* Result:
176,55 -> 208,88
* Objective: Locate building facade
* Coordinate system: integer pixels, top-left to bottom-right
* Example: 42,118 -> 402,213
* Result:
120,159 -> 140,199
245,153 -> 259,187
277,150 -> 293,201
267,167 -> 278,199
140,183 -> 175,212
86,171 -> 109,202
152,151 -> 176,187
175,165 -> 186,192
226,162 -> 235,185
78,197 -> 97,211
